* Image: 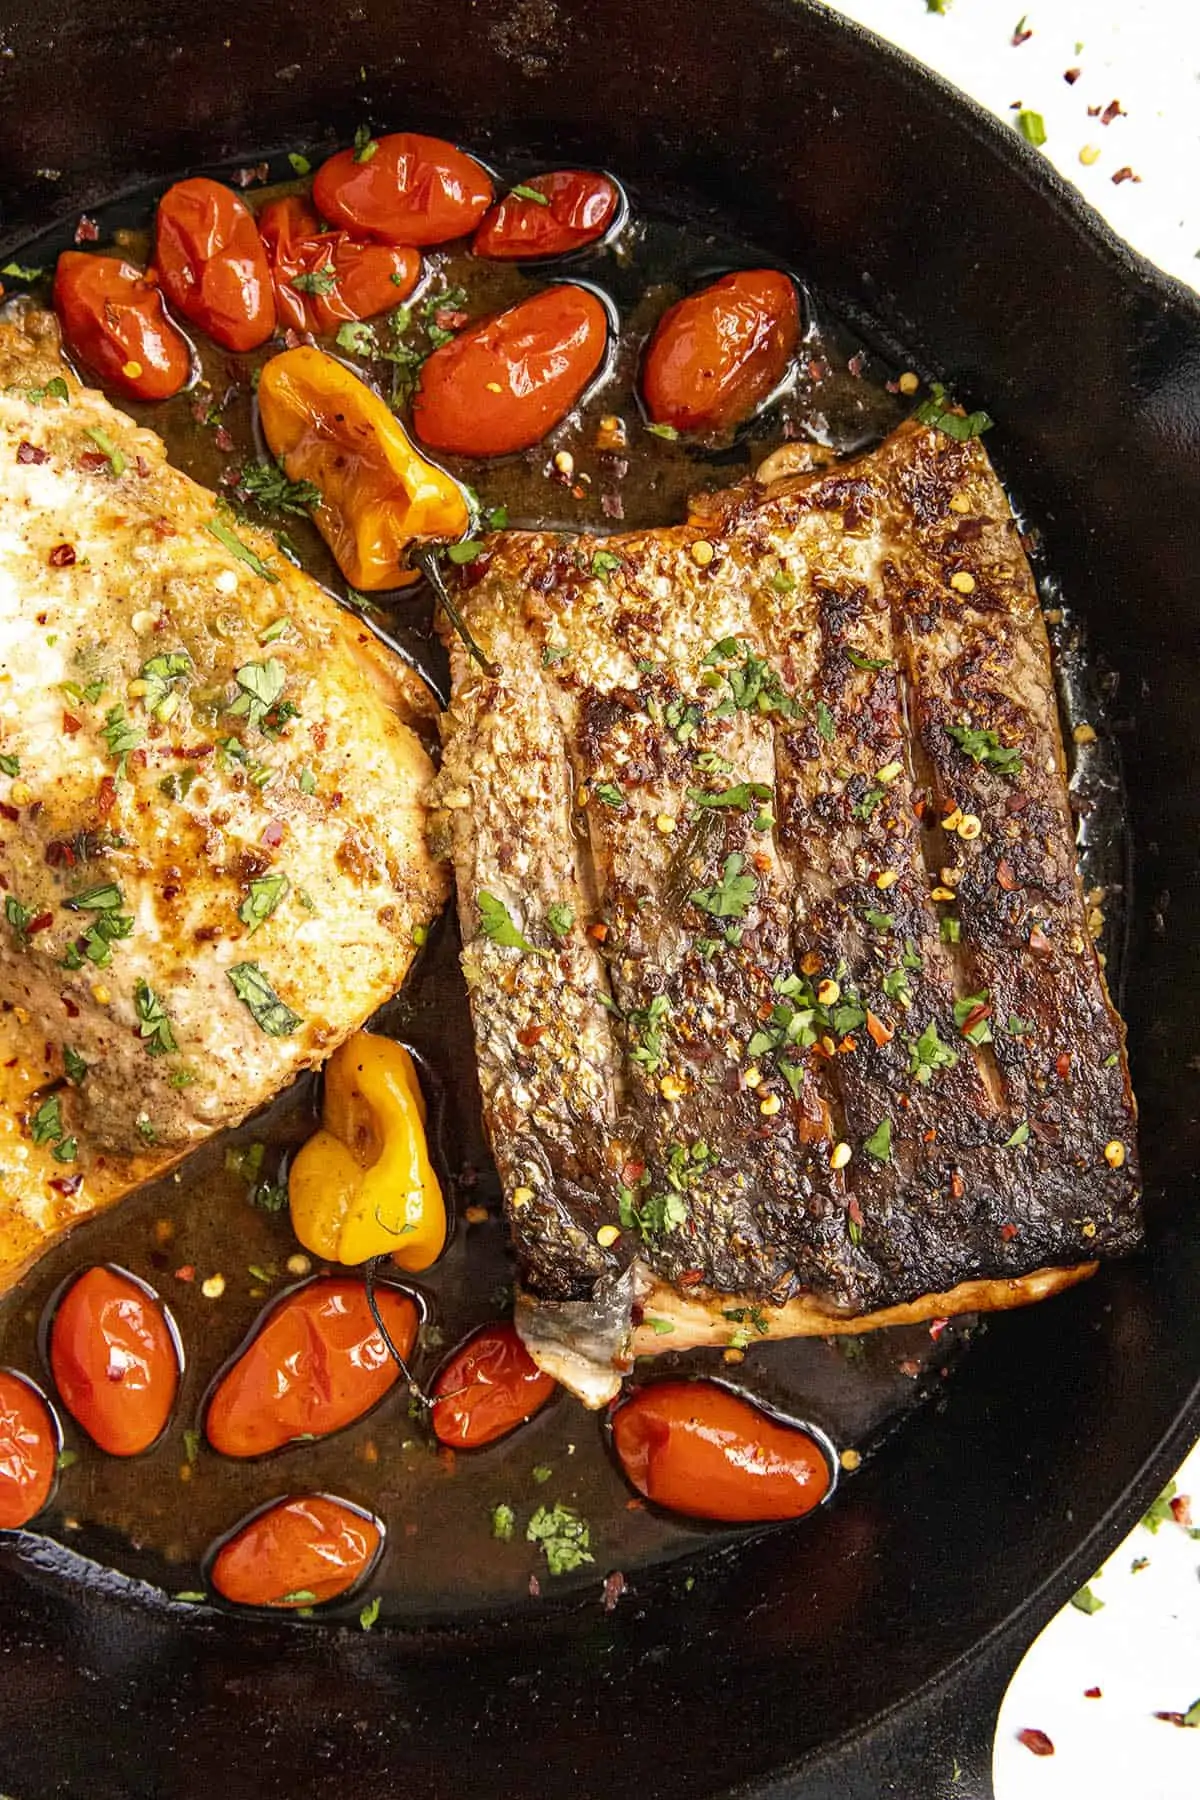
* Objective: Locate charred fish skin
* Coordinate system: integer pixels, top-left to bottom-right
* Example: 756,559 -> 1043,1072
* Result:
437,416 -> 1141,1386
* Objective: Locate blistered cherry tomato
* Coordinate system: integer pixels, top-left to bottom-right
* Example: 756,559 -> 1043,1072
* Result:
472,171 -> 620,261
259,197 -> 420,335
611,1380 -> 831,1522
313,133 -> 493,247
210,1494 -> 382,1608
154,177 -> 275,351
641,269 -> 800,436
412,285 -> 608,457
48,1266 -> 179,1457
205,1278 -> 418,1458
431,1321 -> 556,1448
0,1370 -> 58,1529
53,252 -> 191,401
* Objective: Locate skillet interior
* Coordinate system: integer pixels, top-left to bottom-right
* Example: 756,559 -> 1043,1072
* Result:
1,1 -> 1199,1794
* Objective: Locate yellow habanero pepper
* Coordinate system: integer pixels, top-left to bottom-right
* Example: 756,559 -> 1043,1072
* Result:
288,1031 -> 446,1270
257,346 -> 470,590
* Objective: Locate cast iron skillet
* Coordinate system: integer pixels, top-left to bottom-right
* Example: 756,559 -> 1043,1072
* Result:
1,2 -> 1198,1795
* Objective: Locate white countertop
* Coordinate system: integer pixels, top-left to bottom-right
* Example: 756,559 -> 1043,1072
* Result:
822,2 -> 1200,1790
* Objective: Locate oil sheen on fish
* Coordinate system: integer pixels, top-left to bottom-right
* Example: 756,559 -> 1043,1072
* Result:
432,416 -> 1141,1404
0,305 -> 448,1289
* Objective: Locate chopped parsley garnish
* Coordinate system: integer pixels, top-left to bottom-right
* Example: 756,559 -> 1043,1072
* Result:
902,941 -> 924,970
510,183 -> 551,205
229,658 -> 287,732
954,992 -> 994,1045
940,916 -> 962,944
541,643 -> 569,667
526,1502 -> 594,1576
863,1116 -> 893,1162
239,872 -> 290,935
815,700 -> 835,741
690,852 -> 756,921
62,887 -> 135,968
646,421 -> 679,441
477,891 -> 547,955
1015,109 -> 1047,149
65,881 -> 123,913
447,539 -> 485,564
663,696 -> 703,744
491,1503 -> 516,1542
1070,1583 -> 1104,1616
863,908 -> 894,933
26,376 -> 69,404
912,382 -> 994,441
1004,1121 -> 1031,1148
945,723 -> 1022,775
0,752 -> 20,776
134,980 -> 177,1056
1142,1481 -> 1177,1534
52,1135 -> 78,1163
227,962 -> 302,1036
335,319 -> 376,356
298,767 -> 318,796
627,995 -> 670,1074
63,1046 -> 89,1085
746,969 -> 864,1064
5,895 -> 34,945
101,704 -> 143,777
722,1304 -> 770,1337
2,261 -> 44,281
618,1182 -> 688,1239
531,1463 -> 553,1484
139,651 -> 191,721
359,1596 -> 381,1631
83,426 -> 126,475
291,264 -> 339,295
704,640 -> 799,720
62,677 -> 105,705
687,781 -> 772,812
907,1021 -> 958,1085
882,966 -> 913,1007
591,549 -> 623,579
238,460 -> 321,516
770,568 -> 796,594
854,783 -> 886,821
287,151 -> 312,176
593,782 -> 626,808
30,1095 -> 64,1146
845,647 -> 891,673
545,903 -> 574,939
205,518 -> 279,583
1005,1013 -> 1034,1037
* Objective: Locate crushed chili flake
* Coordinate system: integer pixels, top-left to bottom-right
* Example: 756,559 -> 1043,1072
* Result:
17,440 -> 49,465
0,802 -> 17,824
1064,67 -> 1081,84
517,1024 -> 546,1048
49,1173 -> 84,1196
1000,1222 -> 1019,1242
950,1169 -> 966,1200
1084,1687 -> 1102,1699
78,451 -> 111,474
61,995 -> 80,1019
847,351 -> 866,378
48,543 -> 76,567
929,1317 -> 949,1341
1153,1708 -> 1200,1729
1029,926 -> 1051,955
214,426 -> 235,453
601,491 -> 625,520
996,859 -> 1018,891
27,912 -> 53,936
1017,1728 -> 1054,1757
898,1358 -> 921,1378
97,776 -> 118,816
1111,167 -> 1141,186
528,1574 -> 542,1598
73,214 -> 99,243
601,1570 -> 627,1613
1100,99 -> 1126,126
261,820 -> 284,848
1170,1493 -> 1193,1528
62,712 -> 82,734
135,455 -> 151,479
174,1264 -> 196,1282
1056,1053 -> 1072,1080
1011,19 -> 1033,45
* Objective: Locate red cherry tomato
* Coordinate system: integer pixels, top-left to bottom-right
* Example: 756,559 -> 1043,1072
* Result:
259,197 -> 420,335
641,269 -> 800,436
53,252 -> 191,402
313,133 -> 493,247
411,285 -> 608,457
472,171 -> 621,261
154,177 -> 275,352
205,1278 -> 418,1458
431,1321 -> 556,1448
0,1370 -> 58,1529
611,1381 -> 831,1522
210,1494 -> 382,1608
48,1266 -> 180,1457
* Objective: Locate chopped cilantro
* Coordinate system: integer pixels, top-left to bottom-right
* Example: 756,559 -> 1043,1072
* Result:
5,895 -> 34,945
287,151 -> 312,175
359,1596 -> 381,1631
2,261 -> 44,281
863,1116 -> 893,1162
239,872 -> 290,935
940,916 -> 962,944
531,1463 -> 553,1484
138,651 -> 191,721
205,518 -> 279,583
1015,109 -> 1047,149
291,264 -> 339,295
64,881 -> 123,913
335,320 -> 376,356
646,421 -> 679,440
687,781 -> 772,812
26,375 -> 69,404
83,425 -> 126,476
227,962 -> 302,1036
591,549 -> 623,579
238,460 -> 321,516
946,723 -> 1022,775
1142,1481 -> 1177,1534
770,567 -> 796,594
542,643 -> 570,667
908,1021 -> 958,1085
30,1095 -> 64,1147
913,382 -> 994,441
690,852 -> 756,921
1004,1121 -> 1031,1148
627,995 -> 671,1074
63,1046 -> 89,1085
447,539 -> 485,564
510,183 -> 551,205
477,890 -> 547,955
1070,1583 -> 1104,1615
546,902 -> 575,939
298,766 -> 318,796
229,658 -> 287,732
101,704 -> 143,777
854,783 -> 886,821
134,980 -> 177,1056
593,782 -> 626,808
0,753 -> 20,776
815,700 -> 835,741
863,908 -> 894,933
845,647 -> 891,673
491,1502 -> 516,1542
954,992 -> 994,1045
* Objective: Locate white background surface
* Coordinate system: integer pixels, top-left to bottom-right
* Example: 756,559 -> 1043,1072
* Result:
821,2 -> 1200,1790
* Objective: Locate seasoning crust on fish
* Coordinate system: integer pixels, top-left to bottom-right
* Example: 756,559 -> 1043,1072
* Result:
433,417 -> 1141,1404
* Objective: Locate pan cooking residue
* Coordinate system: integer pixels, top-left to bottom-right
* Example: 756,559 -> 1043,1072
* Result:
0,145 -> 1127,1624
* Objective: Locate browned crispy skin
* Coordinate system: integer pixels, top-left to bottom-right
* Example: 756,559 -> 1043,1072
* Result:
435,417 -> 1141,1399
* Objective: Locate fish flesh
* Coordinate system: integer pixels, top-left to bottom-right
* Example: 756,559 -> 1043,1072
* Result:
432,416 -> 1141,1404
0,304 -> 448,1290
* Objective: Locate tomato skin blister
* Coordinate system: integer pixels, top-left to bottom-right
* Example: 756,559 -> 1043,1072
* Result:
431,1321 -> 557,1449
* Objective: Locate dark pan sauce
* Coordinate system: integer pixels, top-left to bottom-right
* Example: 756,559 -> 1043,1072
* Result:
0,148 -> 1127,1625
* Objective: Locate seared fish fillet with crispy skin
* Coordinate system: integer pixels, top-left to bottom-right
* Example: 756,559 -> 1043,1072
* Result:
432,416 -> 1141,1405
0,305 -> 448,1291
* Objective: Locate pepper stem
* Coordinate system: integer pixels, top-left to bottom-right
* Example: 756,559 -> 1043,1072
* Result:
412,544 -> 500,678
364,1255 -> 432,1407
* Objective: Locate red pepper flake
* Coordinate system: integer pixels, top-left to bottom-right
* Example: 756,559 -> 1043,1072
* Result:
61,995 -> 80,1019
62,712 -> 82,735
1056,1052 -> 1072,1080
48,542 -> 76,567
808,358 -> 828,382
847,351 -> 866,378
678,1269 -> 704,1288
1017,1728 -> 1054,1757
1012,19 -> 1033,45
866,1011 -> 894,1048
49,1173 -> 84,1196
174,1264 -> 196,1283
1111,166 -> 1141,186
1085,1687 -> 1102,1699
1000,1222 -> 1019,1242
1064,67 -> 1081,84
78,451 -> 110,474
1029,925 -> 1051,955
588,921 -> 609,943
1170,1493 -> 1193,1528
1087,104 -> 1102,117
1100,99 -> 1126,126
528,1574 -> 542,1598
0,802 -> 17,824
847,1197 -> 865,1228
624,1497 -> 646,1511
434,307 -> 469,332
261,820 -> 284,848
898,1358 -> 920,1378
516,1024 -> 546,1048
996,859 -> 1018,891
135,455 -> 152,479
27,912 -> 53,936
17,440 -> 49,465
97,776 -> 118,817
929,1317 -> 949,1341
1153,1709 -> 1200,1728
73,214 -> 100,244
950,1169 -> 966,1200
601,1571 -> 627,1613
